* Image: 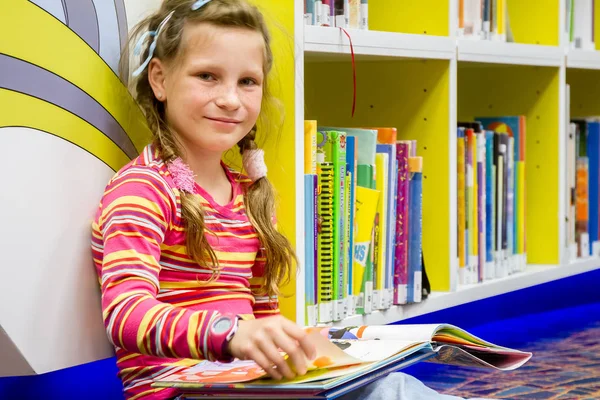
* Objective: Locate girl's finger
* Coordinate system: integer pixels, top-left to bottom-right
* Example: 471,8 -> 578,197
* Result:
281,320 -> 317,361
272,329 -> 308,376
257,335 -> 295,380
245,346 -> 282,380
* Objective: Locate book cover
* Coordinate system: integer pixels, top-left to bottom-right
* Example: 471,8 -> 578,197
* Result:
356,164 -> 375,315
352,186 -> 379,314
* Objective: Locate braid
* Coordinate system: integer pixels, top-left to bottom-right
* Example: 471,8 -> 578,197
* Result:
157,140 -> 221,278
238,128 -> 296,297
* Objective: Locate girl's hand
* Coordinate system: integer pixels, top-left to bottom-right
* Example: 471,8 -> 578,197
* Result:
227,315 -> 317,380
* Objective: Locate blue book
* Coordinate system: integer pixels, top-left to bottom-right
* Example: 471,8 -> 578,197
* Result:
304,174 -> 316,324
346,136 -> 357,306
586,120 -> 600,254
485,131 -> 495,266
407,157 -> 423,303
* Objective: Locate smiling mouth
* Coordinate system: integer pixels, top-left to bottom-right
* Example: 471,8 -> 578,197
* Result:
206,117 -> 241,124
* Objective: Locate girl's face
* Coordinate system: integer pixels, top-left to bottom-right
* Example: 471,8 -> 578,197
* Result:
151,23 -> 265,156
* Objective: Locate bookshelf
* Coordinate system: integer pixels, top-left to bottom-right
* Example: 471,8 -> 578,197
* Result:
261,0 -> 600,326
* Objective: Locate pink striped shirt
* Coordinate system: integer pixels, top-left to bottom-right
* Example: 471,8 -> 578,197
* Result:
91,144 -> 279,400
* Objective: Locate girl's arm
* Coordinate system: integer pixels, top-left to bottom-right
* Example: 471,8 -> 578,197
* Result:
95,167 -> 231,362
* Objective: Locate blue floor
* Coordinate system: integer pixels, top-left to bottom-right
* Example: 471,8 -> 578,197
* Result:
2,268 -> 599,400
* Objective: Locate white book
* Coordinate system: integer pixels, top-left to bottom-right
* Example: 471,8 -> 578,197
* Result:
464,0 -> 483,39
572,0 -> 594,50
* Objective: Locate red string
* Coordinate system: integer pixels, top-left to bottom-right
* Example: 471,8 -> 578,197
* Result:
339,27 -> 356,118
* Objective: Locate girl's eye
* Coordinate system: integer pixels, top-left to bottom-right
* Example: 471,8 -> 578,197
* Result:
198,73 -> 214,81
240,78 -> 258,86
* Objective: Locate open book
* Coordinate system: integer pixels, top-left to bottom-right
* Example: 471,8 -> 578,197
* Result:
153,324 -> 532,399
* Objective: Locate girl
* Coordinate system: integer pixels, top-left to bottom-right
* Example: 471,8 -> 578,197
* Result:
92,1 -> 491,399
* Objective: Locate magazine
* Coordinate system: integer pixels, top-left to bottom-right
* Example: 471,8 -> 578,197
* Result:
153,324 -> 532,399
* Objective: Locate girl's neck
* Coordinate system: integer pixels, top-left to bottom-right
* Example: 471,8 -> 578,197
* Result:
179,146 -> 231,204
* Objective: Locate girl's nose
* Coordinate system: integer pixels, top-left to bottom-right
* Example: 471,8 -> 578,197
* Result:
214,83 -> 241,110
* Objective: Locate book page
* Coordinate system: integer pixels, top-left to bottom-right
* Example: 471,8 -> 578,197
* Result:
323,324 -> 442,342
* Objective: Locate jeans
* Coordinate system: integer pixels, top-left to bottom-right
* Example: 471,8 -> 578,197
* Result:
337,372 -> 492,400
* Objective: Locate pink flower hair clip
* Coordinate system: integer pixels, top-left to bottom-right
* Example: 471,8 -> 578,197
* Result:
167,157 -> 196,193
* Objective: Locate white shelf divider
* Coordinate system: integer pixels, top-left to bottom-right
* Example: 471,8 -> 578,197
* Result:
566,49 -> 600,70
330,257 -> 600,327
457,39 -> 563,67
304,26 -> 456,61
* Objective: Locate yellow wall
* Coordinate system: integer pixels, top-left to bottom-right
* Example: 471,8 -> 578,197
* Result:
249,0 -> 297,321
370,0 -> 449,36
507,0 -> 559,45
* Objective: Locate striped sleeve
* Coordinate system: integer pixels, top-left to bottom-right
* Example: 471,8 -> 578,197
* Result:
249,249 -> 280,318
97,167 -> 232,361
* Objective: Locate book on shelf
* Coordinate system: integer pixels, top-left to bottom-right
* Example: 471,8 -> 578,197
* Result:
566,117 -> 600,259
304,121 -> 424,324
566,0 -> 595,50
152,324 -> 532,400
457,117 -> 527,285
458,0 -> 512,42
304,0 -> 367,29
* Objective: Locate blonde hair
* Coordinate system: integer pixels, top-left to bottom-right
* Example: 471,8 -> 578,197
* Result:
121,0 -> 295,297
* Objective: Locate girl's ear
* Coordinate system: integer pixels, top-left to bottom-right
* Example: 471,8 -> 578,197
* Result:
148,58 -> 168,102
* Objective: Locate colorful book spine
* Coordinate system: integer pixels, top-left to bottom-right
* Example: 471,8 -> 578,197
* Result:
477,133 -> 486,283
348,0 -> 360,28
317,161 -> 334,323
373,153 -> 388,309
346,136 -> 358,315
315,0 -> 323,25
359,0 -> 368,30
304,0 -> 316,25
352,186 -> 378,316
316,130 -> 347,320
305,121 -> 318,175
337,134 -> 347,319
407,157 -> 423,303
496,137 -> 506,277
457,129 -> 466,284
376,143 -> 397,309
343,172 -> 351,316
485,130 -> 495,280
507,137 -> 515,272
466,128 -> 476,283
394,141 -> 410,305
576,157 -> 590,257
304,174 -> 317,326
356,164 -> 375,314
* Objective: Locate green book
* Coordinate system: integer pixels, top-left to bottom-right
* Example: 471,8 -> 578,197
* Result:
317,130 -> 347,321
317,162 -> 334,323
